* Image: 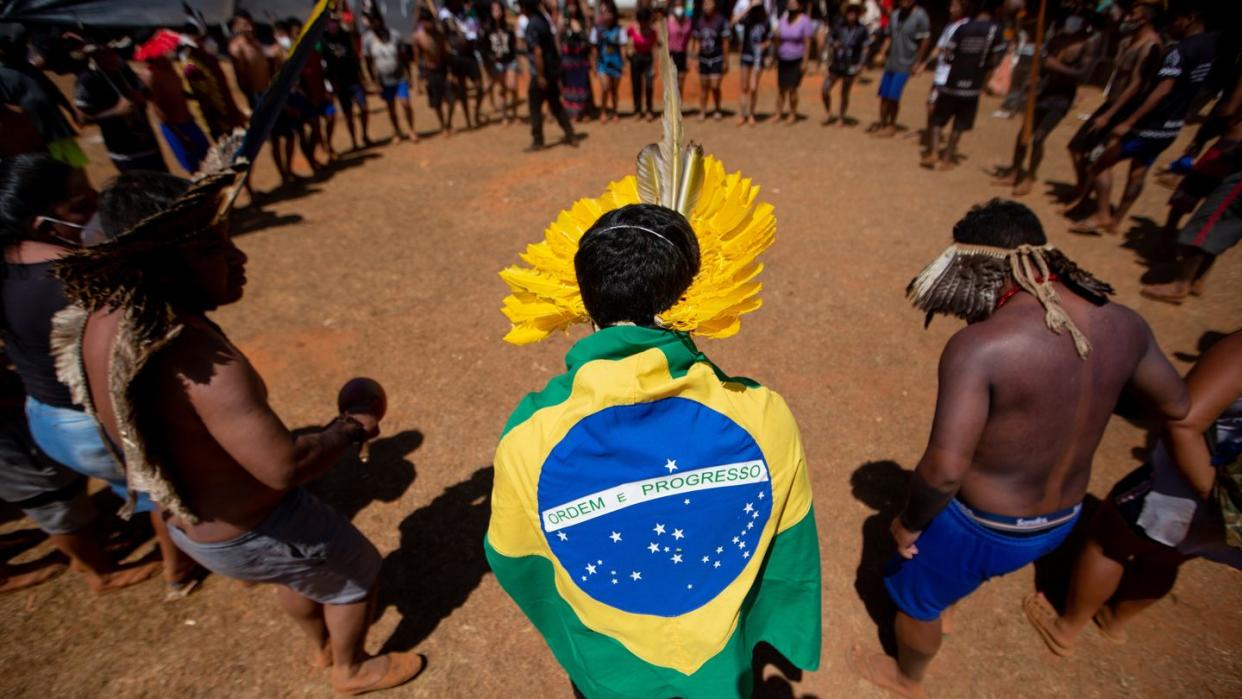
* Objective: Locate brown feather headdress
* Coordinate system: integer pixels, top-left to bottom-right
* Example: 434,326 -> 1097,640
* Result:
906,243 -> 1113,358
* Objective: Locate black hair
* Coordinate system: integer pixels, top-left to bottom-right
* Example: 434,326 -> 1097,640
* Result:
517,0 -> 541,15
0,153 -> 75,247
637,6 -> 652,23
98,171 -> 191,239
274,19 -> 292,33
575,204 -> 700,328
951,198 -> 1047,249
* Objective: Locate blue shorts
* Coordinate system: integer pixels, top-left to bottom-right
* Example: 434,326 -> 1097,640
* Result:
878,70 -> 910,102
381,80 -> 410,101
336,83 -> 367,108
25,397 -> 154,513
159,120 -> 210,173
884,499 -> 1080,622
1120,134 -> 1177,167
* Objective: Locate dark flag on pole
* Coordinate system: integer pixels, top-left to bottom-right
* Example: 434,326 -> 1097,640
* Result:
235,0 -> 337,167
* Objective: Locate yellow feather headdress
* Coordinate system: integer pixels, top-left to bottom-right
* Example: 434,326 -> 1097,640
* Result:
498,25 -> 775,345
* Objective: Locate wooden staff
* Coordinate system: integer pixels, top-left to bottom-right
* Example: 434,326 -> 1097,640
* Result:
1020,0 -> 1048,146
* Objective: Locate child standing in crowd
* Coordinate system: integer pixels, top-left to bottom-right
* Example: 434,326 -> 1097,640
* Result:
592,0 -> 625,123
363,13 -> 417,142
774,0 -> 814,124
873,0 -> 929,137
822,0 -> 869,126
735,0 -> 770,127
666,1 -> 693,97
413,7 -> 453,135
693,0 -> 730,121
920,0 -> 967,149
627,6 -> 659,121
484,0 -> 520,125
561,1 -> 595,121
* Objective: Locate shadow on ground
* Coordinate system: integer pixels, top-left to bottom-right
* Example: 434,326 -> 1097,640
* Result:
752,642 -> 819,699
306,429 -> 423,521
377,465 -> 494,653
850,459 -> 911,656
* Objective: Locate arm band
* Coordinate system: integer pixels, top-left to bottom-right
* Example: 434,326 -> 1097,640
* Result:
898,471 -> 955,532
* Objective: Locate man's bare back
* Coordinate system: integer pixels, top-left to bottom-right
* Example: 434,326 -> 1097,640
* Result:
940,286 -> 1185,516
83,312 -> 284,541
228,35 -> 271,100
140,58 -> 193,124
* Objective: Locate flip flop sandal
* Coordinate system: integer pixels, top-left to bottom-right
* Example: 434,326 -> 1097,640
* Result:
1023,593 -> 1074,657
164,577 -> 201,603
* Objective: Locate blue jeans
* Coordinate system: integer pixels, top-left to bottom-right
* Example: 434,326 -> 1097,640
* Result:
25,397 -> 154,513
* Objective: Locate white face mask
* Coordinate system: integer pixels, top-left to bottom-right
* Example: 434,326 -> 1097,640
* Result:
277,36 -> 293,50
35,212 -> 106,247
672,6 -> 685,18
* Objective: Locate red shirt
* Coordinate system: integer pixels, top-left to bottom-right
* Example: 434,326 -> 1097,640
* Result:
627,24 -> 657,55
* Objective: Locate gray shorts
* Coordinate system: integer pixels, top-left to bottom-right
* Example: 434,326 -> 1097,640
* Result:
168,488 -> 381,604
1179,170 -> 1242,256
0,418 -> 95,535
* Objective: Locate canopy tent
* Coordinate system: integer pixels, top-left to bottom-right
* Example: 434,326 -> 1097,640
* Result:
0,0 -> 320,27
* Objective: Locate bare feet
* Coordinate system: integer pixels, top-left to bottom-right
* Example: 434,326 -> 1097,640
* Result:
1092,606 -> 1128,644
876,126 -> 897,138
714,111 -> 724,121
919,153 -> 938,169
698,111 -> 708,122
992,171 -> 1018,187
738,114 -> 749,126
747,116 -> 757,127
0,558 -> 67,594
1012,177 -> 1034,197
1190,274 -> 1209,296
312,644 -> 334,670
85,559 -> 163,594
936,159 -> 956,171
1023,592 -> 1074,657
331,652 -> 427,696
1140,281 -> 1190,305
848,645 -> 925,698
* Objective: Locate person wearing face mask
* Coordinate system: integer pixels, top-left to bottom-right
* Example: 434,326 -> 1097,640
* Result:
0,153 -> 190,595
666,1 -> 694,97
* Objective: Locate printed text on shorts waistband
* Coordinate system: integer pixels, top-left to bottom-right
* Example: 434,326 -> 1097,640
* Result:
953,499 -> 1082,534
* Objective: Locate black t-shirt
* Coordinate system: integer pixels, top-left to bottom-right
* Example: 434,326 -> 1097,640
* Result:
1,262 -> 76,408
524,13 -> 562,78
829,22 -> 869,73
694,13 -> 729,60
741,22 -> 770,62
0,64 -> 76,142
320,27 -> 363,87
939,18 -> 1007,98
1134,31 -> 1218,140
73,65 -> 161,160
487,27 -> 518,64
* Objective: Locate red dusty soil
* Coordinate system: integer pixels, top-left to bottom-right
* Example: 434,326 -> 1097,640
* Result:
2,65 -> 1239,698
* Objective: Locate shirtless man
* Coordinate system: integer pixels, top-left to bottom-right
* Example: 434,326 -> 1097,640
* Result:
1062,2 -> 1161,201
227,11 -> 272,110
139,52 -> 211,173
53,172 -> 425,694
413,7 -> 453,134
851,199 -> 1188,698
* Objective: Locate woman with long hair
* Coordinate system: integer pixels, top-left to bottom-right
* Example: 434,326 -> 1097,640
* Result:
592,0 -> 625,122
627,6 -> 660,121
483,0 -> 520,124
691,0 -> 730,120
734,0 -> 770,126
773,0 -> 815,123
561,0 -> 595,121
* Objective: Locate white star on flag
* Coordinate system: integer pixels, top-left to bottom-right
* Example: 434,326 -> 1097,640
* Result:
610,531 -> 622,543
671,554 -> 682,564
630,571 -> 642,581
747,522 -> 754,530
744,503 -> 754,514
597,559 -> 603,565
648,542 -> 660,553
752,512 -> 759,519
743,551 -> 751,559
664,546 -> 670,552
758,492 -> 765,499
664,459 -> 679,473
732,536 -> 739,544
716,546 -> 724,554
684,498 -> 691,505
612,579 -> 618,584
586,563 -> 597,575
581,575 -> 586,581
672,529 -> 684,540
687,584 -> 694,589
702,556 -> 710,563
557,532 -> 568,541
653,523 -> 666,535
739,540 -> 747,549
713,561 -> 721,568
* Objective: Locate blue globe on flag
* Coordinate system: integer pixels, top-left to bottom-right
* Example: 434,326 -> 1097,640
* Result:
537,397 -> 773,616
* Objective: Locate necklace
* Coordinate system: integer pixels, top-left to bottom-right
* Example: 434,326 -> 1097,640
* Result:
995,273 -> 1059,310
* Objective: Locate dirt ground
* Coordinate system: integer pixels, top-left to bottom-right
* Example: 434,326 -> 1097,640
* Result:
2,63 -> 1240,698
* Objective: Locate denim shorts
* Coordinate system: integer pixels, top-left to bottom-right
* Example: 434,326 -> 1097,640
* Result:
25,396 -> 154,513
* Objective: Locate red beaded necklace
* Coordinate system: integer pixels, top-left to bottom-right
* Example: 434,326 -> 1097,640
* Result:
995,274 -> 1059,310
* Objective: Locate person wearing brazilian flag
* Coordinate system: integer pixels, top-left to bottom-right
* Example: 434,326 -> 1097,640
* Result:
487,24 -> 821,699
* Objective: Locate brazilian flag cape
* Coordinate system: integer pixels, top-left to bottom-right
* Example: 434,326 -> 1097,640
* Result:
485,326 -> 821,698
